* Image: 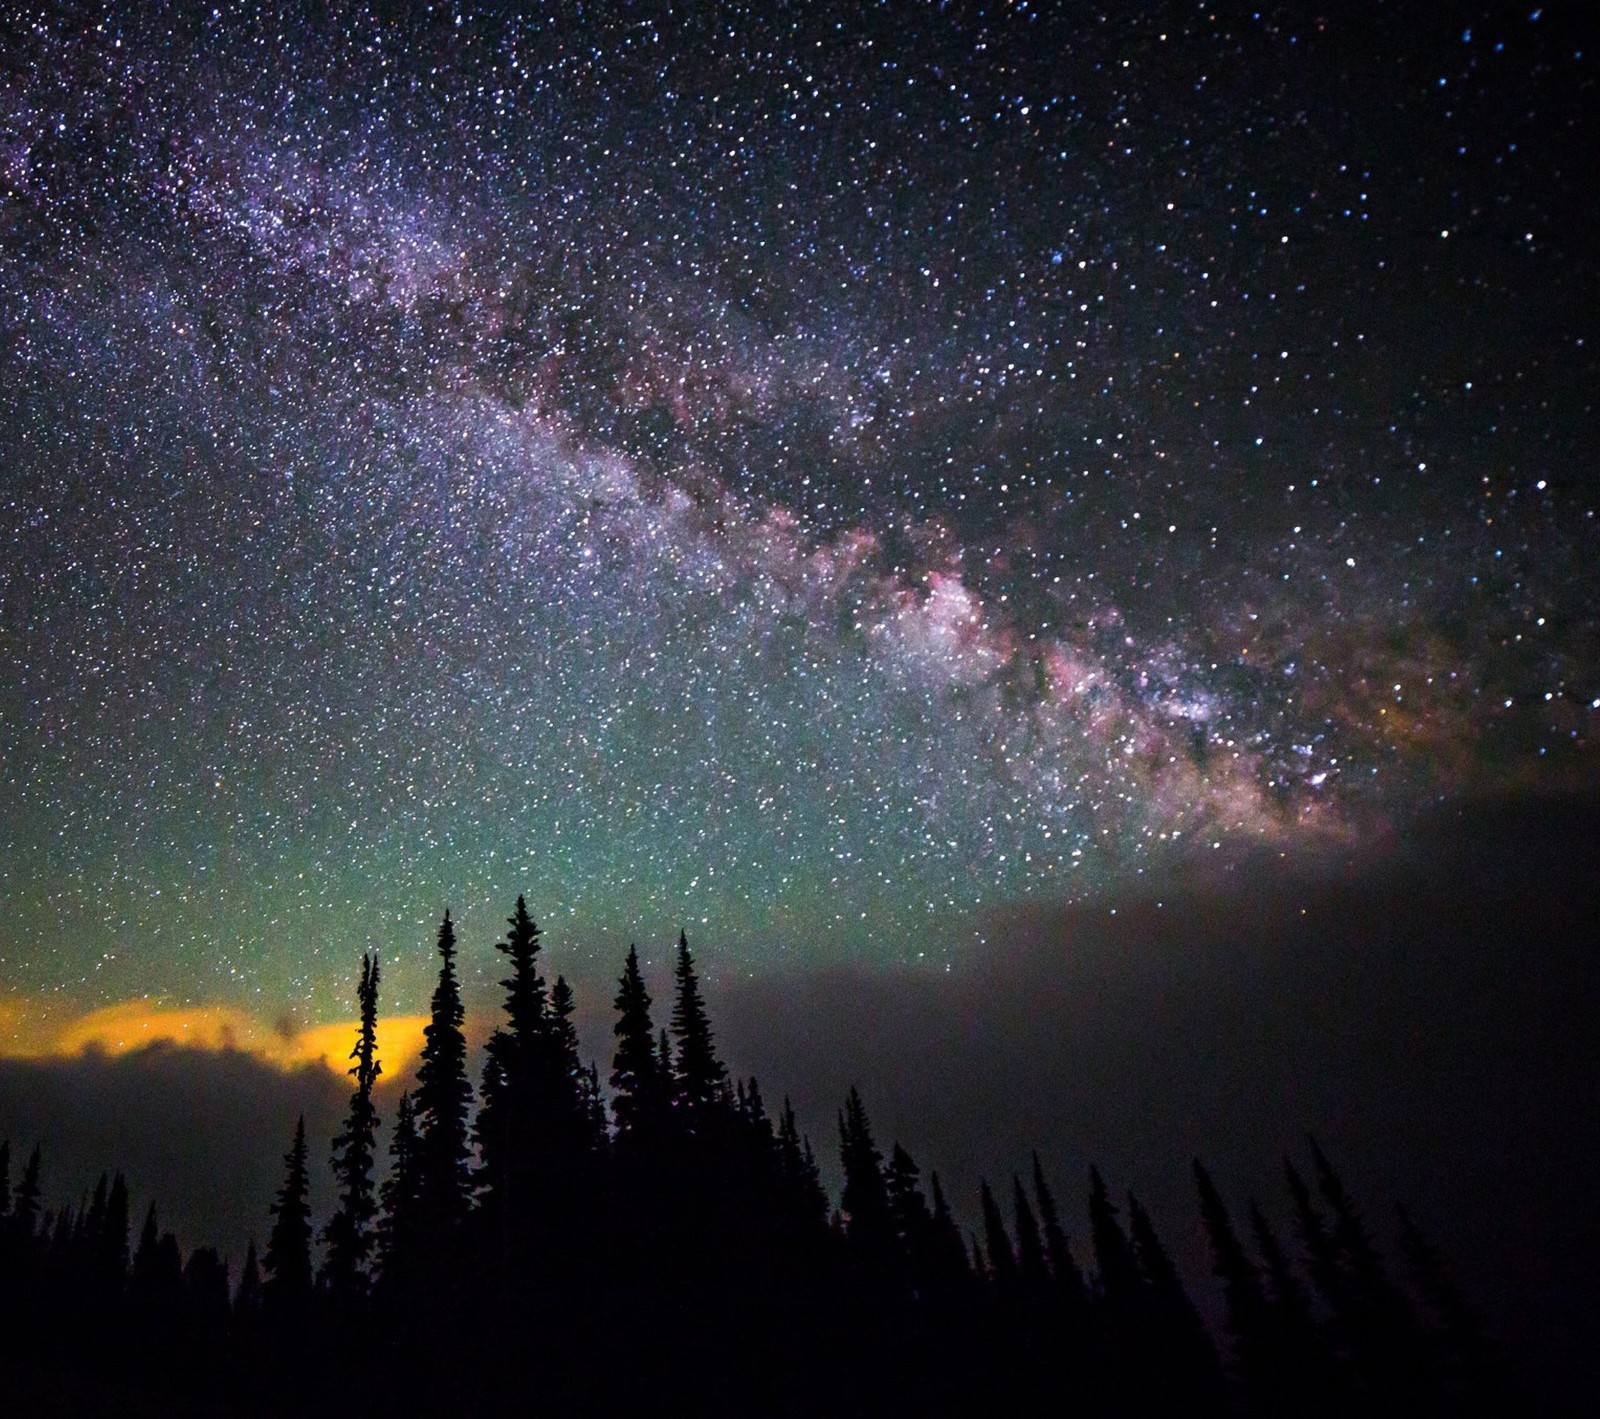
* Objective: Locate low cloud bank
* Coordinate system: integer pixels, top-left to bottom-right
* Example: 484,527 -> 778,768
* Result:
712,795 -> 1600,1411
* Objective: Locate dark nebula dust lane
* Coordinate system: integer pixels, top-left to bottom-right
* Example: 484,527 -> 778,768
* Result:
0,2 -> 1596,1021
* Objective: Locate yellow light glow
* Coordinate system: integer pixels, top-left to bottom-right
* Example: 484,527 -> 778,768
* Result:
0,999 -> 429,1081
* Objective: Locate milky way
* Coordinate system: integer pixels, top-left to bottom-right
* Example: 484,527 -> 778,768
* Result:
1,3 -> 1595,1020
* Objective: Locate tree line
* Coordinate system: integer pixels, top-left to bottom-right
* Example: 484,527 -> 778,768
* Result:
2,899 -> 1504,1415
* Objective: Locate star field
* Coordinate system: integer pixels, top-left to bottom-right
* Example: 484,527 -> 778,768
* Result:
1,2 -> 1595,1023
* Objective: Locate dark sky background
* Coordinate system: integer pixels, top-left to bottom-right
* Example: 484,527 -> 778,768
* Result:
1,0 -> 1597,1407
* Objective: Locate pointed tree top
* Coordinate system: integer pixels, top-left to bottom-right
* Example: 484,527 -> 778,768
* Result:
670,931 -> 726,1109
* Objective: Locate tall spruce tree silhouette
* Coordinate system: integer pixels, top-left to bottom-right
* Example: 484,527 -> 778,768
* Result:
886,1143 -> 931,1251
980,1179 -> 1020,1300
1251,1199 -> 1314,1330
49,1203 -> 73,1258
838,1087 -> 896,1275
1286,1155 -> 1347,1319
496,896 -> 548,1042
183,1245 -> 232,1337
670,931 -> 726,1115
475,897 -> 546,1261
541,970 -> 603,1289
131,1201 -> 184,1319
1012,1175 -> 1049,1297
1306,1138 -> 1425,1409
83,1171 -> 109,1264
1088,1165 -> 1153,1405
1031,1153 -> 1086,1307
323,952 -> 382,1301
91,1171 -> 130,1301
131,1202 -> 163,1300
1088,1166 -> 1142,1305
262,1116 -> 313,1321
611,945 -> 660,1139
376,1091 -> 423,1290
776,1097 -> 829,1227
1129,1189 -> 1227,1414
1195,1157 -> 1278,1409
234,1239 -> 263,1318
550,974 -> 597,1149
1248,1196 -> 1335,1403
415,911 -> 473,1250
927,1172 -> 976,1299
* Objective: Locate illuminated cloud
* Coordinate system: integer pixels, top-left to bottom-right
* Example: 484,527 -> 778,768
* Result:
0,1000 -> 429,1082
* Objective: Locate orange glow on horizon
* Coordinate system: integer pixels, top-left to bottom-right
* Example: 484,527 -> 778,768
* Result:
0,998 -> 429,1082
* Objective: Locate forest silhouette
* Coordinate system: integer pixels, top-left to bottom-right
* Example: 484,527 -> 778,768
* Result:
1,897 -> 1506,1416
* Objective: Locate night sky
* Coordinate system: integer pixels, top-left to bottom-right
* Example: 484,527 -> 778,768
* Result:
2,0 -> 1598,1402
3,0 -> 1594,1028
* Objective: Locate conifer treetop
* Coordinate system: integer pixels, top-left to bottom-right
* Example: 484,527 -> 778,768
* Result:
263,1116 -> 313,1310
670,931 -> 726,1110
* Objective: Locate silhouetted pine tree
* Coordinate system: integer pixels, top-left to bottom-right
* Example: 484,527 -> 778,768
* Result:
1312,1138 -> 1413,1326
1195,1159 -> 1276,1406
542,969 -> 605,1287
1087,1165 -> 1155,1407
885,1142 -> 939,1306
549,974 -> 580,1082
1012,1175 -> 1050,1298
1129,1189 -> 1227,1413
1031,1153 -> 1087,1307
131,1203 -> 161,1297
968,1231 -> 987,1287
132,1202 -> 185,1317
45,1205 -> 69,1257
154,1231 -> 183,1295
376,1091 -> 423,1288
926,1172 -> 976,1300
1088,1166 -> 1143,1306
1251,1199 -> 1315,1332
475,898 -> 546,1260
1246,1195 -> 1344,1410
838,1087 -> 896,1275
415,910 -> 473,1245
1307,1139 -> 1425,1409
234,1239 -> 263,1318
262,1116 -> 313,1320
94,1172 -> 130,1301
611,946 -> 659,1139
550,973 -> 599,1150
886,1144 -> 929,1244
182,1245 -> 232,1336
1286,1155 -> 1348,1318
579,1061 -> 607,1141
497,895 -> 548,1041
670,931 -> 727,1115
980,1179 -> 1020,1301
2,1147 -> 43,1359
776,1098 -> 829,1227
82,1171 -> 109,1270
1281,1162 -> 1363,1410
733,1075 -> 771,1152
0,1140 -> 9,1223
322,952 -> 382,1301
